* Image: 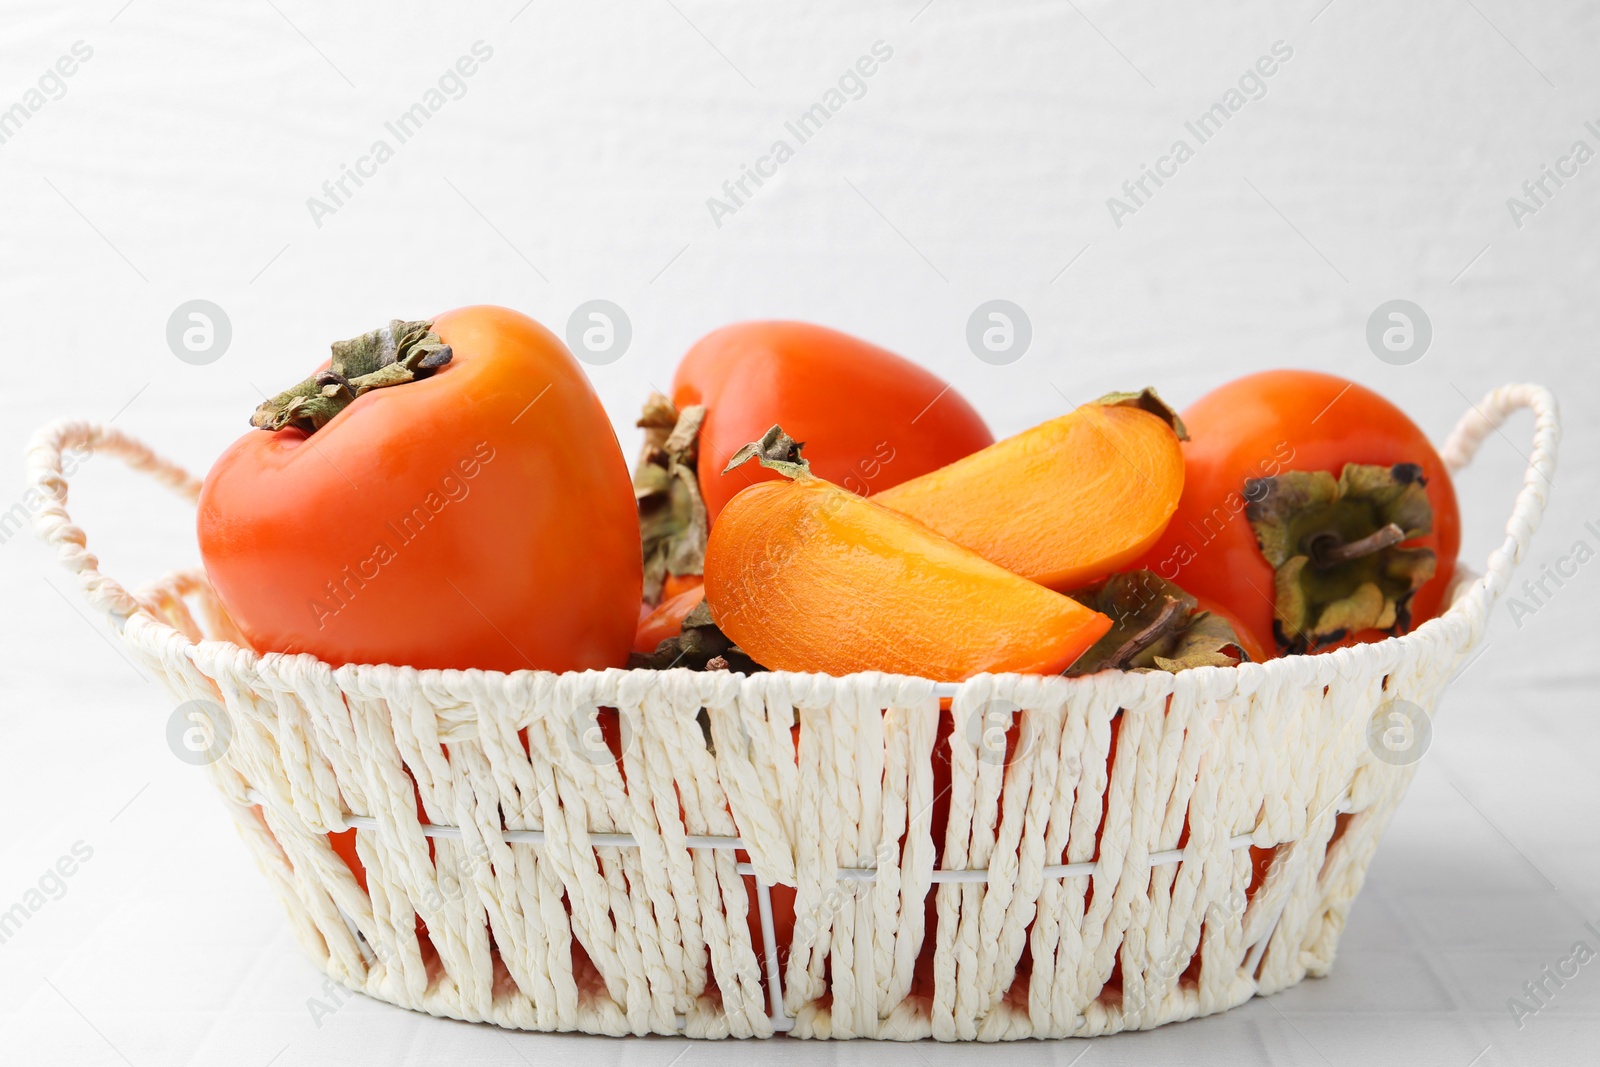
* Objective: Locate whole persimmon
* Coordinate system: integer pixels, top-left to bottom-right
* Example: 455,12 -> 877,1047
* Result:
197,305 -> 641,672
1136,370 -> 1460,655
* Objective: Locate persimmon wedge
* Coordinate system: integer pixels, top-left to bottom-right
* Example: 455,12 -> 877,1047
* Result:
703,427 -> 1112,682
873,389 -> 1187,592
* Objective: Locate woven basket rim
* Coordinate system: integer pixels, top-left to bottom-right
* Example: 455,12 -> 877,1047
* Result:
132,564 -> 1455,693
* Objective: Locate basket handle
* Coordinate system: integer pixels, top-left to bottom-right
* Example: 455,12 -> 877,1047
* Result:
25,419 -> 204,623
1437,383 -> 1561,608
24,384 -> 1560,627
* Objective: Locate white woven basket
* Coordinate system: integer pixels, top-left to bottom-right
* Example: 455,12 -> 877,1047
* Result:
27,383 -> 1558,1041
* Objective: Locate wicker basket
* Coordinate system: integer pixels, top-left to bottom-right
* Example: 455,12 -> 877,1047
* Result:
27,383 -> 1558,1041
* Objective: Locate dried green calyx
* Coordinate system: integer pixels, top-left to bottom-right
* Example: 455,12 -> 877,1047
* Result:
1067,570 -> 1254,675
627,599 -> 765,672
1245,462 -> 1437,653
723,425 -> 811,480
251,319 -> 453,433
1091,387 -> 1190,441
633,394 -> 709,605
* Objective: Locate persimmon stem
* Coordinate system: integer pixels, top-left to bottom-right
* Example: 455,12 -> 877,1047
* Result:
723,425 -> 810,480
1091,387 -> 1190,441
1309,523 -> 1407,569
1105,596 -> 1183,669
1246,463 -> 1436,653
251,319 -> 452,434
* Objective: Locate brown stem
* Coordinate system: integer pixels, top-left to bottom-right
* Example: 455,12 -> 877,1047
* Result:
1309,523 -> 1407,569
1106,596 -> 1183,669
1091,387 -> 1190,440
722,425 -> 810,481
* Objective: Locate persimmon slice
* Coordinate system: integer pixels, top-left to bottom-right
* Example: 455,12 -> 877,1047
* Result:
874,390 -> 1187,592
703,427 -> 1112,681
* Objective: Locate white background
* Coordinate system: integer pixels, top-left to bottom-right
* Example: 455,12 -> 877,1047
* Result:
2,1 -> 1598,1064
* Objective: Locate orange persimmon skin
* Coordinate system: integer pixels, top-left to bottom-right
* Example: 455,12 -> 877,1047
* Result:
873,404 -> 1186,592
660,573 -> 703,601
633,585 -> 706,654
197,306 -> 641,672
672,322 -> 993,522
1133,371 -> 1460,655
704,473 -> 1112,682
1195,595 -> 1272,665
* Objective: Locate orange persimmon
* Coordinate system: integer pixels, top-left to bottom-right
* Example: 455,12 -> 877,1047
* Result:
1195,594 -> 1270,665
703,428 -> 1112,682
632,584 -> 706,654
197,306 -> 640,672
673,321 -> 994,521
873,390 -> 1187,592
1134,371 -> 1459,655
660,573 -> 703,601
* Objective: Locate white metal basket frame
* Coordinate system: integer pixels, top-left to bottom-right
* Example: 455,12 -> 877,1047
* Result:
26,383 -> 1558,1040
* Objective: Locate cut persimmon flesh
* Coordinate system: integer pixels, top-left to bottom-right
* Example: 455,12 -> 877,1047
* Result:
873,390 -> 1187,591
703,427 -> 1112,682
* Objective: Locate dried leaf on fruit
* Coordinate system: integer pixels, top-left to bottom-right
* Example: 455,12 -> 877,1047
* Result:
1067,570 -> 1253,674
